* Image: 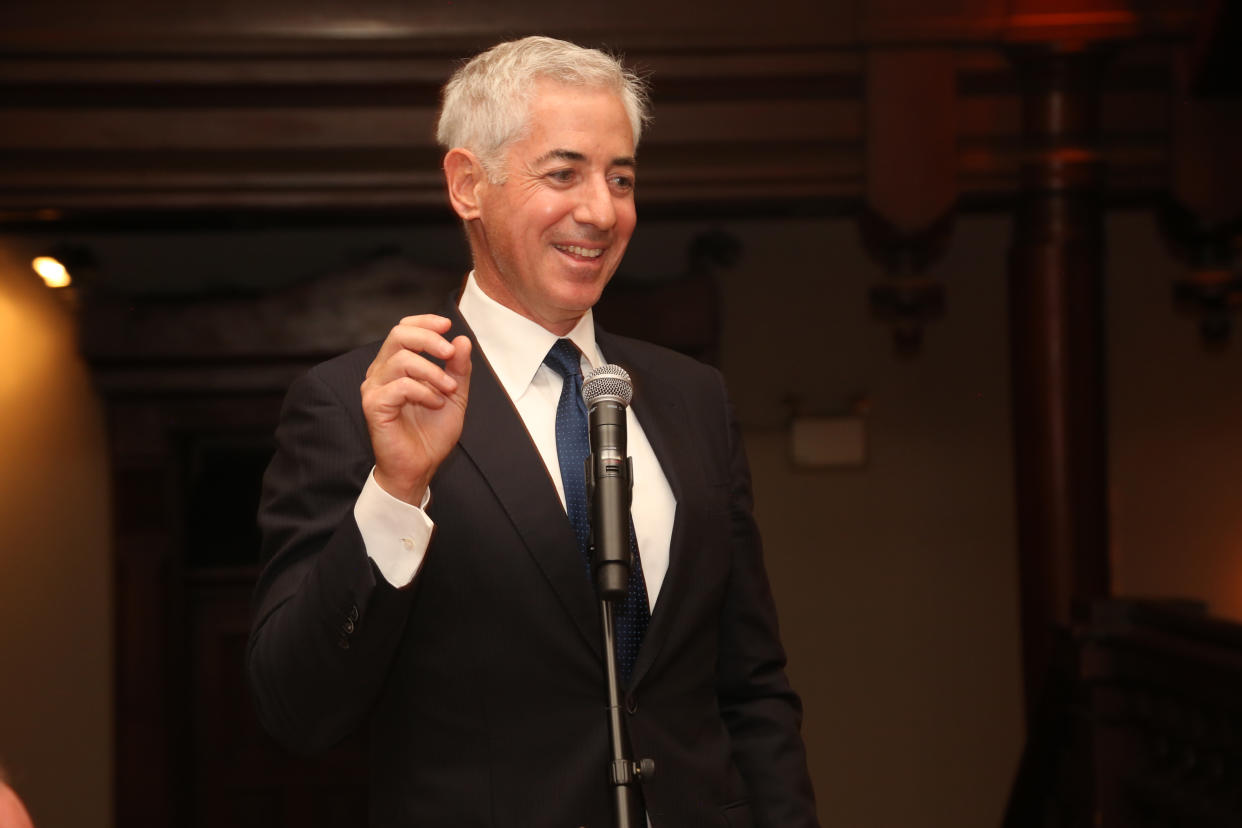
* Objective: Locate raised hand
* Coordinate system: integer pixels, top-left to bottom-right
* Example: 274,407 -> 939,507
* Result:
360,314 -> 472,504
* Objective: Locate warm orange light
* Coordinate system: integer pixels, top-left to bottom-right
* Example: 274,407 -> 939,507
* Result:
32,256 -> 71,288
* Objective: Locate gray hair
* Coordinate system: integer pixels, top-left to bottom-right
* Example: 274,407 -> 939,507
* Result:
436,36 -> 650,182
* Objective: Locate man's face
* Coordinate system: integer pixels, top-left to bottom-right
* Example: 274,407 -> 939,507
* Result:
471,80 -> 637,334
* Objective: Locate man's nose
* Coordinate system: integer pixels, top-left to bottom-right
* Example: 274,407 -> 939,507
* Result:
573,175 -> 617,230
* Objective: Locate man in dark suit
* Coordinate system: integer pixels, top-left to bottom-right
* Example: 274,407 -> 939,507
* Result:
248,35 -> 819,827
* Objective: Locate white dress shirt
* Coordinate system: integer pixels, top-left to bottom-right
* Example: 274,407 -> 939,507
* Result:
354,273 -> 676,612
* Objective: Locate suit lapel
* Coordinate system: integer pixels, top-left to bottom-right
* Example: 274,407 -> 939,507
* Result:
448,306 -> 604,662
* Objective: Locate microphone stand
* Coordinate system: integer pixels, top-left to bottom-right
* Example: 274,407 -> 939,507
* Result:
586,449 -> 653,828
599,596 -> 649,827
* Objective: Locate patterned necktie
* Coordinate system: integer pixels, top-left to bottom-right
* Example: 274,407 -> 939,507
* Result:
543,339 -> 650,685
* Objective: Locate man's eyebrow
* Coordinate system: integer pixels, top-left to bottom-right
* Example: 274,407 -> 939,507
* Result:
536,149 -> 586,165
535,148 -> 637,168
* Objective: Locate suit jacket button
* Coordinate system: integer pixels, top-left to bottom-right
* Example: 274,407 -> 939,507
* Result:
625,693 -> 638,715
337,634 -> 350,650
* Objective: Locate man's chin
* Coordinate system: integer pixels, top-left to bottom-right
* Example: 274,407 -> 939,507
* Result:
547,277 -> 608,308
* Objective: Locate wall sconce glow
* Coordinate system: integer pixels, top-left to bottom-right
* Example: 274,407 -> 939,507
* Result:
32,256 -> 71,288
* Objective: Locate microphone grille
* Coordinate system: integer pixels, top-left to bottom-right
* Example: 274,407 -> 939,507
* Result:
582,364 -> 633,407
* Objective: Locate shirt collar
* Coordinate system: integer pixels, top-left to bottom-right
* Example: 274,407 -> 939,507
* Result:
457,271 -> 601,401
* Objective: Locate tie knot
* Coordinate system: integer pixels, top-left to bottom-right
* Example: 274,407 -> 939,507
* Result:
543,339 -> 583,381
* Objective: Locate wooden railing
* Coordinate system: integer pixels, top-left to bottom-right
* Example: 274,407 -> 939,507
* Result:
1005,598 -> 1242,828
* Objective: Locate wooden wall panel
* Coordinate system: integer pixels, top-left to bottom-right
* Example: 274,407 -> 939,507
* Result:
954,47 -> 1174,202
0,41 -> 867,215
0,108 -> 438,150
0,0 -> 846,50
861,0 -> 1009,42
0,0 -> 1207,220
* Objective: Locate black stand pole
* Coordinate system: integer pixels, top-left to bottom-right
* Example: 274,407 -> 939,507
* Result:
599,599 -> 651,827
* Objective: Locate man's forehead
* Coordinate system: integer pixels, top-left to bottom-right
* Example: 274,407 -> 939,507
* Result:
533,148 -> 636,167
525,79 -> 629,125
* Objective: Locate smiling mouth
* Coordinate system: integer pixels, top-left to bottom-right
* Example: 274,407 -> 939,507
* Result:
554,244 -> 604,259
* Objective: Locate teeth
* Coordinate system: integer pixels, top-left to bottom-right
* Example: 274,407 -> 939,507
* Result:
556,244 -> 604,259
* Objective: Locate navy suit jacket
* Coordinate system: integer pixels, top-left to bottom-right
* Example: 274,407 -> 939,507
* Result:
248,303 -> 818,827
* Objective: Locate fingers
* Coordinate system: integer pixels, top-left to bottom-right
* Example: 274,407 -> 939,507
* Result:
366,315 -> 465,386
363,376 -> 450,421
362,318 -> 473,416
368,347 -> 459,397
368,315 -> 456,376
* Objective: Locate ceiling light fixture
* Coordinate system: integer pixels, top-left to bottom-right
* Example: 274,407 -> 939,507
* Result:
32,256 -> 72,288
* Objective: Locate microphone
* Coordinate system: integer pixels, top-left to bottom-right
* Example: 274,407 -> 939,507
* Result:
582,364 -> 634,601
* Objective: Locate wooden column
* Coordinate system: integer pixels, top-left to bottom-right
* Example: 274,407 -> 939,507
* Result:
1007,44 -> 1112,718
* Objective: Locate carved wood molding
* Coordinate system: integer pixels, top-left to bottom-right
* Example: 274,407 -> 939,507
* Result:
0,1 -> 1205,220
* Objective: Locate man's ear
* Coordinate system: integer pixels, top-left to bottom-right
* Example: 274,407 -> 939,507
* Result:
444,148 -> 487,221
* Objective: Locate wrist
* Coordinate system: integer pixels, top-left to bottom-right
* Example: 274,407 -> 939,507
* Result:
373,466 -> 431,506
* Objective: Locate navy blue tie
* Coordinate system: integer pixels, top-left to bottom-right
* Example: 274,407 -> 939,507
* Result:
543,339 -> 649,685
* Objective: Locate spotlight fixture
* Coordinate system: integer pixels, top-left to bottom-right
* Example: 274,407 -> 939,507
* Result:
32,255 -> 72,288
30,243 -> 96,291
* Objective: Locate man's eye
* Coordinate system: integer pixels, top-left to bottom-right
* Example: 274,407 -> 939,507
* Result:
547,169 -> 575,183
610,175 -> 635,191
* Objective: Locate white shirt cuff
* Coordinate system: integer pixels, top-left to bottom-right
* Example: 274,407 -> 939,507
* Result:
353,467 -> 435,588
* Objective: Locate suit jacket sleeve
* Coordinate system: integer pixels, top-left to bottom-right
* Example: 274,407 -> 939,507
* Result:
247,356 -> 416,755
712,370 -> 820,826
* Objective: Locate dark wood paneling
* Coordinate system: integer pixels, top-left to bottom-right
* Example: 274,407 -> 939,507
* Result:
0,1 -> 845,50
0,0 -> 1206,220
0,43 -> 867,215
